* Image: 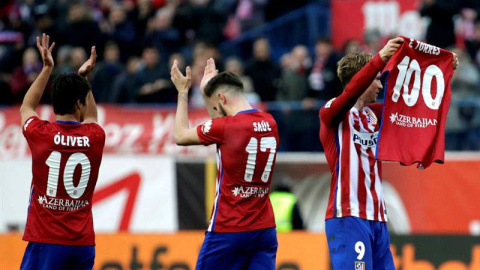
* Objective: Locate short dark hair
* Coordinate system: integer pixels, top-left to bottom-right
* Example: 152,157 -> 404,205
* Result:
51,73 -> 90,115
204,71 -> 244,97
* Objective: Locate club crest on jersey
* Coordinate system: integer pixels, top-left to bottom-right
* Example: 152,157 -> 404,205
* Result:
365,110 -> 377,125
202,120 -> 212,134
355,261 -> 365,270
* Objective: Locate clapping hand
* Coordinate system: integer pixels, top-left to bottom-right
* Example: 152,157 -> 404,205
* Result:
36,33 -> 55,68
78,46 -> 97,78
171,59 -> 192,93
200,58 -> 218,95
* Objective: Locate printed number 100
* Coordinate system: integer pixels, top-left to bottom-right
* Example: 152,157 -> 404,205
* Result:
392,56 -> 445,110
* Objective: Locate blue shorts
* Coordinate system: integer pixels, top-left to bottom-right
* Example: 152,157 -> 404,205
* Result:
196,227 -> 278,270
21,242 -> 95,270
325,217 -> 395,270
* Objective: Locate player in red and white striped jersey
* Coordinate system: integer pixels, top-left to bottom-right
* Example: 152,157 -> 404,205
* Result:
319,37 -> 404,269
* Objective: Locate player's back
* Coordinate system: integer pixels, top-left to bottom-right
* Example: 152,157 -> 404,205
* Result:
22,117 -> 105,246
197,109 -> 279,232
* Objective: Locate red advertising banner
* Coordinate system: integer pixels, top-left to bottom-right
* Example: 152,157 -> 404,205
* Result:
383,159 -> 480,234
331,0 -> 423,49
0,105 -> 214,159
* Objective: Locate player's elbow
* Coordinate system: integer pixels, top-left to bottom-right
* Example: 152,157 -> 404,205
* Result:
174,134 -> 189,146
19,104 -> 33,115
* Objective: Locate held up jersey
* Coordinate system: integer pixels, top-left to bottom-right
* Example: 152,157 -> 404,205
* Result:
376,36 -> 454,168
22,117 -> 105,246
197,109 -> 279,232
319,54 -> 388,222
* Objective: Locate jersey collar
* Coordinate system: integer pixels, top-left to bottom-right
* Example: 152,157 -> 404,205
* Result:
236,109 -> 259,115
55,120 -> 82,125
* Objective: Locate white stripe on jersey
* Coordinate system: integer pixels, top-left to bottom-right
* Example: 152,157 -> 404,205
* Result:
207,150 -> 222,232
348,115 -> 360,217
360,145 -> 374,220
335,121 -> 343,217
374,161 -> 385,221
335,107 -> 387,221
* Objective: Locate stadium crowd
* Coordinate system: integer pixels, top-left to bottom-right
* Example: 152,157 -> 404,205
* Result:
0,0 -> 479,150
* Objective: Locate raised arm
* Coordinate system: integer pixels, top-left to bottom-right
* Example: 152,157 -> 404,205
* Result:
320,37 -> 404,127
20,33 -> 55,126
200,58 -> 221,119
171,60 -> 201,145
78,46 -> 98,123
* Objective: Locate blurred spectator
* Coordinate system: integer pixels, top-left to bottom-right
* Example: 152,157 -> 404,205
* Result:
244,38 -> 281,102
46,0 -> 72,37
173,0 -> 227,45
10,47 -> 42,103
144,7 -> 180,58
420,0 -> 460,48
135,46 -> 173,103
270,184 -> 304,232
52,45 -> 73,76
91,42 -> 124,103
111,56 -> 141,103
446,47 -> 480,150
342,39 -> 361,55
277,45 -> 311,101
362,29 -> 383,54
99,4 -> 136,61
225,56 -> 259,103
465,20 -> 480,67
308,38 -> 342,101
63,3 -> 100,53
70,47 -> 87,72
234,0 -> 268,33
130,0 -> 155,44
277,45 -> 322,152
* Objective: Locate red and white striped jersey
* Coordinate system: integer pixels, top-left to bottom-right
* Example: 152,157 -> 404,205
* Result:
319,54 -> 388,222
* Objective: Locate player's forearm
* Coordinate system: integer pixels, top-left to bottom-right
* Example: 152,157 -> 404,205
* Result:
20,66 -> 52,112
84,90 -> 98,123
175,91 -> 191,145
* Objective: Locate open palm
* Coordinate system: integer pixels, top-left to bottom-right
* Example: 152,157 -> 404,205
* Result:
171,59 -> 191,92
78,46 -> 97,77
200,58 -> 218,95
36,33 -> 55,68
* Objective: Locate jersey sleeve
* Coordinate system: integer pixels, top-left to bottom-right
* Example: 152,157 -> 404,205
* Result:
319,53 -> 387,127
22,116 -> 47,140
196,117 -> 226,146
83,122 -> 107,145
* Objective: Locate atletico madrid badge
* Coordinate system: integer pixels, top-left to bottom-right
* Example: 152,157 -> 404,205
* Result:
355,261 -> 365,270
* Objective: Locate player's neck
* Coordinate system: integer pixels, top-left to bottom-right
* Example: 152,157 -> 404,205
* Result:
56,114 -> 81,122
228,99 -> 253,116
354,99 -> 365,110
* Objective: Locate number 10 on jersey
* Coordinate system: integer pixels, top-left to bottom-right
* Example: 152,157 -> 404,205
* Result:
244,137 -> 277,183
